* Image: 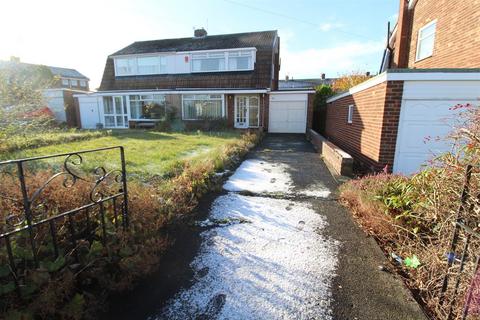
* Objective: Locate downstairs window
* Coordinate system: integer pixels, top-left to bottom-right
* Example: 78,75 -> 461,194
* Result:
182,94 -> 224,120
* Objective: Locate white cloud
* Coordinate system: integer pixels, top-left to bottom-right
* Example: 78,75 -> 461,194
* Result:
389,13 -> 399,24
279,30 -> 384,78
318,22 -> 344,32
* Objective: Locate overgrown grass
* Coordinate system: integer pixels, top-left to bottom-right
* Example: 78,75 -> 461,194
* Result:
1,130 -> 242,180
340,104 -> 480,319
0,129 -> 111,154
0,130 -> 261,319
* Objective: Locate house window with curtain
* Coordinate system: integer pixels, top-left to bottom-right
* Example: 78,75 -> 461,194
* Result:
416,20 -> 437,61
182,94 -> 224,120
192,52 -> 226,72
129,94 -> 166,120
115,58 -> 136,75
137,56 -> 159,74
228,51 -> 253,70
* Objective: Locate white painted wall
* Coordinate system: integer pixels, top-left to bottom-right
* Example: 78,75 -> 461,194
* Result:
394,80 -> 480,174
269,93 -> 308,133
78,95 -> 101,129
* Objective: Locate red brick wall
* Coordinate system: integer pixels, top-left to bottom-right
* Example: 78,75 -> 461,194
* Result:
307,93 -> 314,129
393,0 -> 480,69
226,94 -> 235,128
325,81 -> 404,171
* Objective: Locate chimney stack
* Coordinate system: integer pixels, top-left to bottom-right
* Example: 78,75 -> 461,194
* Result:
321,73 -> 326,80
392,0 -> 410,68
285,75 -> 289,81
194,28 -> 208,38
366,71 -> 371,77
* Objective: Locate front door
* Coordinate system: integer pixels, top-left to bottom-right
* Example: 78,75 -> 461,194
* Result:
235,95 -> 259,128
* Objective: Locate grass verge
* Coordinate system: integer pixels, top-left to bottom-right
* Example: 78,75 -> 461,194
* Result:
0,131 -> 262,319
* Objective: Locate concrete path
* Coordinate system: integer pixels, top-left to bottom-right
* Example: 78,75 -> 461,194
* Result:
158,134 -> 427,319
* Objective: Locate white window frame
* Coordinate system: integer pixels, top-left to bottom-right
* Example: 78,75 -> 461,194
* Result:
114,55 -> 169,76
347,105 -> 354,124
128,94 -> 166,120
79,80 -> 87,87
191,49 -> 255,73
61,78 -> 69,86
415,20 -> 437,62
70,79 -> 78,86
181,94 -> 225,120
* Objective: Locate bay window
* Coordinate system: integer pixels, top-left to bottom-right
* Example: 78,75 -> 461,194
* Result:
182,94 -> 224,120
129,94 -> 166,120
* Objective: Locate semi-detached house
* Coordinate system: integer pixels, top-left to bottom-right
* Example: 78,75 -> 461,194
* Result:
325,0 -> 480,174
76,29 -> 314,133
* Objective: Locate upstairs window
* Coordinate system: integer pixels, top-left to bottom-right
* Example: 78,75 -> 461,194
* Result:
115,58 -> 136,76
80,80 -> 87,87
228,51 -> 253,70
70,79 -> 78,86
61,79 -> 69,86
416,20 -> 437,61
115,56 -> 167,76
137,56 -> 159,74
192,52 -> 226,72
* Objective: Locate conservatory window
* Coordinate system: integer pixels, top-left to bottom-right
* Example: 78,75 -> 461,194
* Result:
129,94 -> 166,120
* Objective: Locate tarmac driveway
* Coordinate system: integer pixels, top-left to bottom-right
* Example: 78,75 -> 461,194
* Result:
158,134 -> 427,319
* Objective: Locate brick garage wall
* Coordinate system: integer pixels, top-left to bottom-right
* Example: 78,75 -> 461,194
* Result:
325,81 -> 404,171
396,0 -> 480,69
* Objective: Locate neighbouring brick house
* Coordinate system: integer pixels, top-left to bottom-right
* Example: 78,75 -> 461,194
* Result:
76,29 -> 314,132
0,58 -> 90,126
325,0 -> 480,174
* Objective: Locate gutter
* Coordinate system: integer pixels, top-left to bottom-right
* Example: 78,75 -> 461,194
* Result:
327,70 -> 480,103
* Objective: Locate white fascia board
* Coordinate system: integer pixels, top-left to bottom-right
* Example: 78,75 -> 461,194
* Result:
110,47 -> 258,58
271,90 -> 315,94
327,71 -> 480,103
73,88 -> 269,98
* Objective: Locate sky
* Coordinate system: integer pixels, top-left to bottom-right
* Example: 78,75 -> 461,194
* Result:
0,0 -> 399,90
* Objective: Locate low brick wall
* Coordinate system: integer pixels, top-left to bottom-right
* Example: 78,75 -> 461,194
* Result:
307,129 -> 353,177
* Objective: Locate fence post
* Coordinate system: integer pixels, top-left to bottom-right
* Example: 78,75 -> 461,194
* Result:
119,146 -> 129,230
16,161 -> 39,268
439,165 -> 473,305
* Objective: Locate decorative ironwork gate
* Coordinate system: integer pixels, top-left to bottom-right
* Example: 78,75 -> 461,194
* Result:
439,165 -> 480,320
0,146 -> 128,297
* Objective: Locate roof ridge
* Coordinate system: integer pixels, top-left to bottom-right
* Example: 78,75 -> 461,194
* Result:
134,30 -> 277,44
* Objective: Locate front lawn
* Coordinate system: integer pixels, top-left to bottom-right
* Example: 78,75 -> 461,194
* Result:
1,130 -> 242,179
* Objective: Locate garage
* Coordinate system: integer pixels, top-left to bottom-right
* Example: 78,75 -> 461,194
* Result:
268,92 -> 311,133
393,80 -> 480,174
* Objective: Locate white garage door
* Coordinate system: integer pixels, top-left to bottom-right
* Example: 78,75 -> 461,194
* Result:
393,80 -> 480,174
269,93 -> 307,133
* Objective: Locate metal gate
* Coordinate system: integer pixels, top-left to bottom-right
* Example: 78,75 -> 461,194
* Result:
0,146 -> 128,297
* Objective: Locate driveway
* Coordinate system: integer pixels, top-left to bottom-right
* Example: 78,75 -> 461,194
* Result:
156,134 -> 427,320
